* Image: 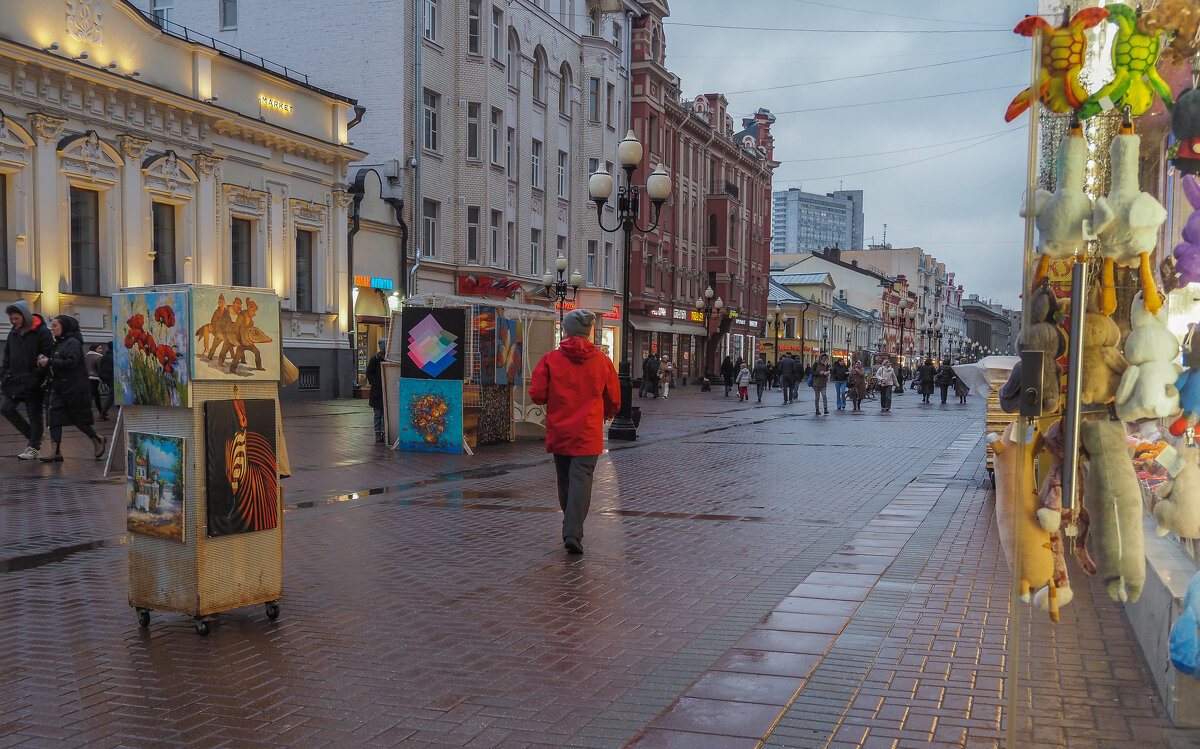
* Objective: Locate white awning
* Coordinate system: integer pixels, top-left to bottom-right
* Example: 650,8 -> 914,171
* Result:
629,317 -> 708,336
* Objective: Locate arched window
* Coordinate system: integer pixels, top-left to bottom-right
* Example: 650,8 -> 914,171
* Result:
507,30 -> 520,88
558,62 -> 572,117
708,214 -> 717,246
532,47 -> 547,102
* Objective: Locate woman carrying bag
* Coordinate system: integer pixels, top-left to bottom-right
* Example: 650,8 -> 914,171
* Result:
36,316 -> 105,463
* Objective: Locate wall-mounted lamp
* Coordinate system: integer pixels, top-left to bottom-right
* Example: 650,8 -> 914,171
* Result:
105,61 -> 117,70
43,42 -> 59,52
127,70 -> 141,78
73,51 -> 88,61
203,94 -> 219,104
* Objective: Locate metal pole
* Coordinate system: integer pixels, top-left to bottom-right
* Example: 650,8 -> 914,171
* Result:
1061,261 -> 1087,525
608,220 -> 636,440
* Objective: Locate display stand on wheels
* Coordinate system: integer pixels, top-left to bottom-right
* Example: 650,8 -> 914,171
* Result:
114,284 -> 284,636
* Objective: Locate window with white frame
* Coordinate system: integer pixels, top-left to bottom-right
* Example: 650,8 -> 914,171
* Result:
70,187 -> 100,296
151,202 -> 177,285
506,127 -> 515,178
230,217 -> 252,287
557,151 -> 568,199
492,8 -> 503,61
613,21 -> 621,49
606,83 -> 615,129
490,210 -> 501,265
490,109 -> 502,165
422,200 -> 439,258
604,241 -> 614,288
531,139 -> 543,189
467,0 -> 481,55
559,63 -> 571,117
295,228 -> 314,312
556,236 -> 567,270
533,53 -> 545,103
586,240 -> 596,285
220,0 -> 237,28
507,221 -> 515,269
467,103 -> 481,161
467,206 -> 481,264
588,157 -> 599,177
152,0 -> 174,25
507,31 -> 519,88
588,5 -> 599,35
422,90 -> 439,152
588,78 -> 600,121
530,229 -> 542,276
423,0 -> 438,42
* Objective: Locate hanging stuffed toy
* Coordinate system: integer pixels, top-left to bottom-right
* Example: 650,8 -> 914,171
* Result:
1033,419 -> 1099,618
1170,571 -> 1200,677
1081,419 -> 1146,603
1078,291 -> 1128,405
1023,124 -> 1091,288
989,422 -> 1054,604
1137,0 -> 1200,67
1152,444 -> 1200,538
1080,4 -> 1174,119
1005,7 -> 1110,122
998,284 -> 1066,415
1115,292 -> 1182,422
1172,88 -> 1200,177
1092,127 -> 1169,315
1173,174 -> 1200,285
1170,325 -> 1200,436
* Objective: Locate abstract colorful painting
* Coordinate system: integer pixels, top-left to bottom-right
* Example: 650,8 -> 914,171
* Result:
475,306 -> 497,385
396,379 -> 463,453
478,385 -> 513,445
496,319 -> 523,386
113,291 -> 191,407
204,399 -> 279,537
191,287 -> 280,381
126,432 -> 186,542
400,307 -> 466,380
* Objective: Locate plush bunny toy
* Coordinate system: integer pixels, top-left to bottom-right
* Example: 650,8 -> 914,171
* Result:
1173,174 -> 1200,286
1115,292 -> 1181,422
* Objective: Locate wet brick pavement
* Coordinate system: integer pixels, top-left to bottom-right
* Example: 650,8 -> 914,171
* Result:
2,385 -> 1200,747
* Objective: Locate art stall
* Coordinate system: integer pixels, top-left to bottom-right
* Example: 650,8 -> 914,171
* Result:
993,0 -> 1200,731
379,294 -> 556,454
116,285 -> 285,636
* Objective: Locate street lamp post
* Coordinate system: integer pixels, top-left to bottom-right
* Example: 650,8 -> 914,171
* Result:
542,254 -> 583,344
933,320 -> 944,361
768,302 -> 783,366
589,130 -> 672,441
694,285 -> 723,392
845,330 -> 852,362
798,299 -> 811,369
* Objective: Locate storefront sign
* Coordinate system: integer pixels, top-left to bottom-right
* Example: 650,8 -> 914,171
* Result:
555,301 -> 577,311
354,275 -> 394,290
689,310 -> 703,322
748,320 -> 759,329
649,307 -> 668,317
672,308 -> 686,320
259,95 -> 294,114
457,275 -> 523,297
603,305 -> 621,320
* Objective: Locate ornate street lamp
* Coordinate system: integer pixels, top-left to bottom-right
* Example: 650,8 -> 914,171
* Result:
845,330 -> 852,361
798,298 -> 811,369
694,285 -> 724,391
590,130 -> 672,441
767,301 -> 784,366
542,253 -> 583,343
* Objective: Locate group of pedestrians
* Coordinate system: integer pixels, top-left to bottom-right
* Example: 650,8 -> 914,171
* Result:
639,352 -> 675,399
2,302 -> 111,462
912,357 -> 971,404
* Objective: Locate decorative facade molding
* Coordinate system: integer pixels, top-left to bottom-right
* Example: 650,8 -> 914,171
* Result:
224,184 -> 269,215
193,153 -> 222,178
117,134 -> 150,162
333,189 -> 354,211
66,0 -> 103,45
143,150 -> 198,199
29,113 -> 67,144
0,117 -> 33,167
59,130 -> 122,185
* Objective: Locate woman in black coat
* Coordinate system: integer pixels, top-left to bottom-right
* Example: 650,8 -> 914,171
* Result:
916,358 -> 937,403
366,339 -> 386,443
36,316 -> 104,462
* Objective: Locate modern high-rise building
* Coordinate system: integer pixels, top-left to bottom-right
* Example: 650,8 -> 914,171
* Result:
770,188 -> 863,255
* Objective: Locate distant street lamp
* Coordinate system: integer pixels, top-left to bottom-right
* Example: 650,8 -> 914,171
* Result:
845,330 -> 852,361
767,302 -> 784,366
694,286 -> 724,391
590,130 -> 672,441
542,253 -> 583,343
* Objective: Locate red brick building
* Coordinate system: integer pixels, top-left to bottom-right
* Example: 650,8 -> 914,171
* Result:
628,0 -> 777,378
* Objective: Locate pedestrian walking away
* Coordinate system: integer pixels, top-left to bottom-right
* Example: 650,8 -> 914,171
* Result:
641,352 -> 660,399
85,343 -> 104,418
810,354 -> 831,415
36,315 -> 105,463
2,300 -> 54,459
847,359 -> 868,411
658,355 -> 674,398
831,357 -> 849,410
917,358 -> 936,403
735,360 -> 752,402
529,309 -> 620,555
752,354 -> 768,403
366,338 -> 387,442
778,353 -> 797,404
935,360 -> 955,404
876,357 -> 898,412
720,355 -> 735,397
952,364 -> 972,403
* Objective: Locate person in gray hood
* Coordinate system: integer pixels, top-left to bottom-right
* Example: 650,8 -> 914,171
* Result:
2,300 -> 55,459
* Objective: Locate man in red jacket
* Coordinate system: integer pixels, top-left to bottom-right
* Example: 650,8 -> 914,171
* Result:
530,309 -> 621,554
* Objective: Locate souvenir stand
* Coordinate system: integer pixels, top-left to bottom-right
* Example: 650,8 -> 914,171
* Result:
116,284 -> 284,636
997,1 -> 1200,734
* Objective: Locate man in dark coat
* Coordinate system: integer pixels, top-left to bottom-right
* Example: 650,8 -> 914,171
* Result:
641,353 -> 660,399
777,353 -> 797,404
752,354 -> 769,403
916,358 -> 937,403
831,358 -> 850,410
366,338 -> 386,442
2,301 -> 54,460
720,355 -> 735,397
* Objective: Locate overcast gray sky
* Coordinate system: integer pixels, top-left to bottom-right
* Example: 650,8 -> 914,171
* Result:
663,0 -> 1037,308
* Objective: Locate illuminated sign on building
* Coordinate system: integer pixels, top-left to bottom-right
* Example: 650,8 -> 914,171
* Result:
354,275 -> 394,290
689,310 -> 704,322
672,309 -> 686,320
603,305 -> 621,320
259,95 -> 294,114
648,307 -> 668,317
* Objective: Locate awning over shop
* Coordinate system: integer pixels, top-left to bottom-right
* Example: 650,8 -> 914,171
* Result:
629,317 -> 708,337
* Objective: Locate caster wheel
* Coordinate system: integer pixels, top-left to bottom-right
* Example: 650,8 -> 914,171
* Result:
265,602 -> 280,621
136,608 -> 151,627
195,620 -> 210,637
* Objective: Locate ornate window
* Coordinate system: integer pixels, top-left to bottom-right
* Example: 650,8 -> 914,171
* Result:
59,131 -> 122,297
143,150 -> 198,285
507,31 -> 520,88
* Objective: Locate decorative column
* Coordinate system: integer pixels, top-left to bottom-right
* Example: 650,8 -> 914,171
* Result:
193,153 -> 222,285
118,135 -> 151,287
332,188 -> 353,338
30,113 -> 66,316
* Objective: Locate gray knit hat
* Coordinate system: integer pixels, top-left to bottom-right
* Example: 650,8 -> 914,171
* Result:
562,308 -> 596,339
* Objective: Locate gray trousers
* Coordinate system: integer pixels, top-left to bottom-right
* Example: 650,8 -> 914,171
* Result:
554,454 -> 598,542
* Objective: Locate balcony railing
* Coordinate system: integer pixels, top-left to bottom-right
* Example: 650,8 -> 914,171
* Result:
708,181 -> 739,199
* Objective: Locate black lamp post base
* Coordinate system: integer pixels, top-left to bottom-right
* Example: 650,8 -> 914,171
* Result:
608,417 -> 637,441
608,372 -> 638,441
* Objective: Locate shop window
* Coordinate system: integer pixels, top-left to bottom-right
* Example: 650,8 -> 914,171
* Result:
231,217 -> 252,287
70,187 -> 100,296
295,229 -> 314,312
467,206 -> 481,264
151,202 -> 177,285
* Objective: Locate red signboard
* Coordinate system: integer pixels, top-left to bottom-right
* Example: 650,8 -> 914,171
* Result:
457,275 -> 523,297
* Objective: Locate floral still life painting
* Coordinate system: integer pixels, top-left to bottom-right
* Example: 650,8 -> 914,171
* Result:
396,379 -> 463,453
113,291 -> 191,407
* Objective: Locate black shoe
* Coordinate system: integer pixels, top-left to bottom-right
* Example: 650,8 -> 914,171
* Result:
824,410 -> 829,414
564,537 -> 583,554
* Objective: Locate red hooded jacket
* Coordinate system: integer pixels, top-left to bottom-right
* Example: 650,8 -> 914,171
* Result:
529,336 -> 621,456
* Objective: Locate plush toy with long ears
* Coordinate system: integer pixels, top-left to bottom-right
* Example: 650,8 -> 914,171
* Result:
1080,4 -> 1173,119
1116,292 -> 1181,423
1081,418 -> 1146,603
1173,175 -> 1200,286
1023,123 -> 1091,288
1005,7 -> 1110,122
1092,127 -> 1168,315
989,422 -> 1054,606
1033,419 -> 1099,618
1170,325 -> 1200,437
